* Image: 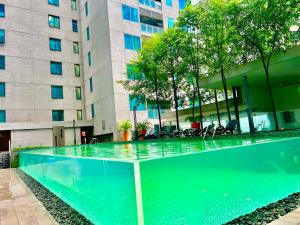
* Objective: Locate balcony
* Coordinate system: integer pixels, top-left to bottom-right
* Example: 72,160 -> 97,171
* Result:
139,0 -> 162,10
141,23 -> 163,33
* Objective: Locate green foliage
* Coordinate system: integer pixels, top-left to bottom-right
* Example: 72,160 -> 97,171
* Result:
136,120 -> 152,131
13,146 -> 49,151
118,120 -> 133,132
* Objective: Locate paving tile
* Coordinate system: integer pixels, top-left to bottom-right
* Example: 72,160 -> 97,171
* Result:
0,169 -> 57,225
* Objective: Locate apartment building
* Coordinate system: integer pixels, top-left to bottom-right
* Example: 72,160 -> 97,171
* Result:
0,0 -> 185,150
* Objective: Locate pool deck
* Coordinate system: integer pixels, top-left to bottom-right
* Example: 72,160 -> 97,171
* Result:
0,169 -> 57,225
268,209 -> 300,225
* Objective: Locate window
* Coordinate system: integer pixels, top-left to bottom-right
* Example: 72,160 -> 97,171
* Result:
77,110 -> 82,120
48,0 -> 59,6
124,34 -> 141,50
166,0 -> 172,6
72,20 -> 78,32
73,42 -> 79,54
86,27 -> 90,41
122,5 -> 138,22
0,56 -> 5,70
0,110 -> 5,123
71,0 -> 77,10
168,18 -> 174,28
50,61 -> 62,75
74,64 -> 80,77
179,0 -> 186,10
91,104 -> 95,118
89,77 -> 93,92
75,87 -> 81,100
129,95 -> 146,111
0,4 -> 5,18
0,29 -> 5,43
48,15 -> 60,28
127,64 -> 142,80
85,2 -> 89,16
148,103 -> 165,119
49,38 -> 61,51
52,110 -> 64,121
0,83 -> 5,97
51,85 -> 63,99
88,52 -> 92,66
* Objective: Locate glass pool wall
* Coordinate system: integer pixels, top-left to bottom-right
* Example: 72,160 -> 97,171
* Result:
19,154 -> 138,225
20,137 -> 300,225
139,137 -> 300,225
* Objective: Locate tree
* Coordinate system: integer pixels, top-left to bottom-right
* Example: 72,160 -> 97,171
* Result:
177,4 -> 208,129
119,36 -> 172,132
156,28 -> 189,130
197,0 -> 242,122
235,0 -> 300,130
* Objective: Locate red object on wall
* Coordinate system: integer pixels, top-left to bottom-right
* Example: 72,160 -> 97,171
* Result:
191,122 -> 200,129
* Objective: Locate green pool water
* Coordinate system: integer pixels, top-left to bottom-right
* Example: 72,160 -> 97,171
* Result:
19,136 -> 300,225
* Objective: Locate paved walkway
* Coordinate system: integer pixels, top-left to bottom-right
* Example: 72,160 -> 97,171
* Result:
0,169 -> 57,225
268,208 -> 300,225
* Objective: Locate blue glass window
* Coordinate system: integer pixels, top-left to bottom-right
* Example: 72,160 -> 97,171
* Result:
179,0 -> 186,10
74,64 -> 80,77
51,85 -> 63,99
48,15 -> 60,28
75,87 -> 81,100
0,83 -> 5,97
50,62 -> 62,75
85,2 -> 89,16
124,34 -> 141,50
147,104 -> 165,119
168,18 -> 174,28
86,27 -> 90,41
88,52 -> 92,66
48,0 -> 59,6
127,64 -> 142,80
49,38 -> 61,51
0,29 -> 5,43
89,77 -> 93,92
91,104 -> 95,118
52,110 -> 64,121
122,5 -> 139,22
129,95 -> 146,111
72,20 -> 78,32
71,0 -> 77,10
0,4 -> 5,17
166,0 -> 172,6
0,110 -> 5,123
0,56 -> 5,70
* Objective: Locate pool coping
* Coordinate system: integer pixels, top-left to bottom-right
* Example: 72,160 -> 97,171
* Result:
19,136 -> 300,163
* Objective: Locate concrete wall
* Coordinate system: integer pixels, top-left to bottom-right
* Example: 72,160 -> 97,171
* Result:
11,129 -> 53,149
0,0 -> 85,123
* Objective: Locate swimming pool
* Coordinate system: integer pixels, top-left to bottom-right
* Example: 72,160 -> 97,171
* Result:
19,135 -> 300,225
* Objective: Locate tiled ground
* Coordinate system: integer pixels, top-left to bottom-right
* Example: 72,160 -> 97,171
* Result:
268,208 -> 300,225
0,169 -> 57,225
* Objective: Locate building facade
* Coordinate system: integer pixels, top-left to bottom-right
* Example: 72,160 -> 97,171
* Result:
0,0 -> 185,150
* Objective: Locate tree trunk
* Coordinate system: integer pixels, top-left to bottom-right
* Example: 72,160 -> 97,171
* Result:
214,89 -> 221,126
154,73 -> 162,132
221,67 -> 231,121
195,75 -> 203,129
171,72 -> 180,130
192,89 -> 196,122
265,69 -> 279,131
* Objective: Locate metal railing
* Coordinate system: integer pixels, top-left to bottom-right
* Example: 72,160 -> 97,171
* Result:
141,23 -> 163,34
139,0 -> 162,10
89,138 -> 98,144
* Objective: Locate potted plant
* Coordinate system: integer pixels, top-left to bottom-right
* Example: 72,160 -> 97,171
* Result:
118,120 -> 132,141
136,120 -> 151,140
185,116 -> 201,129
